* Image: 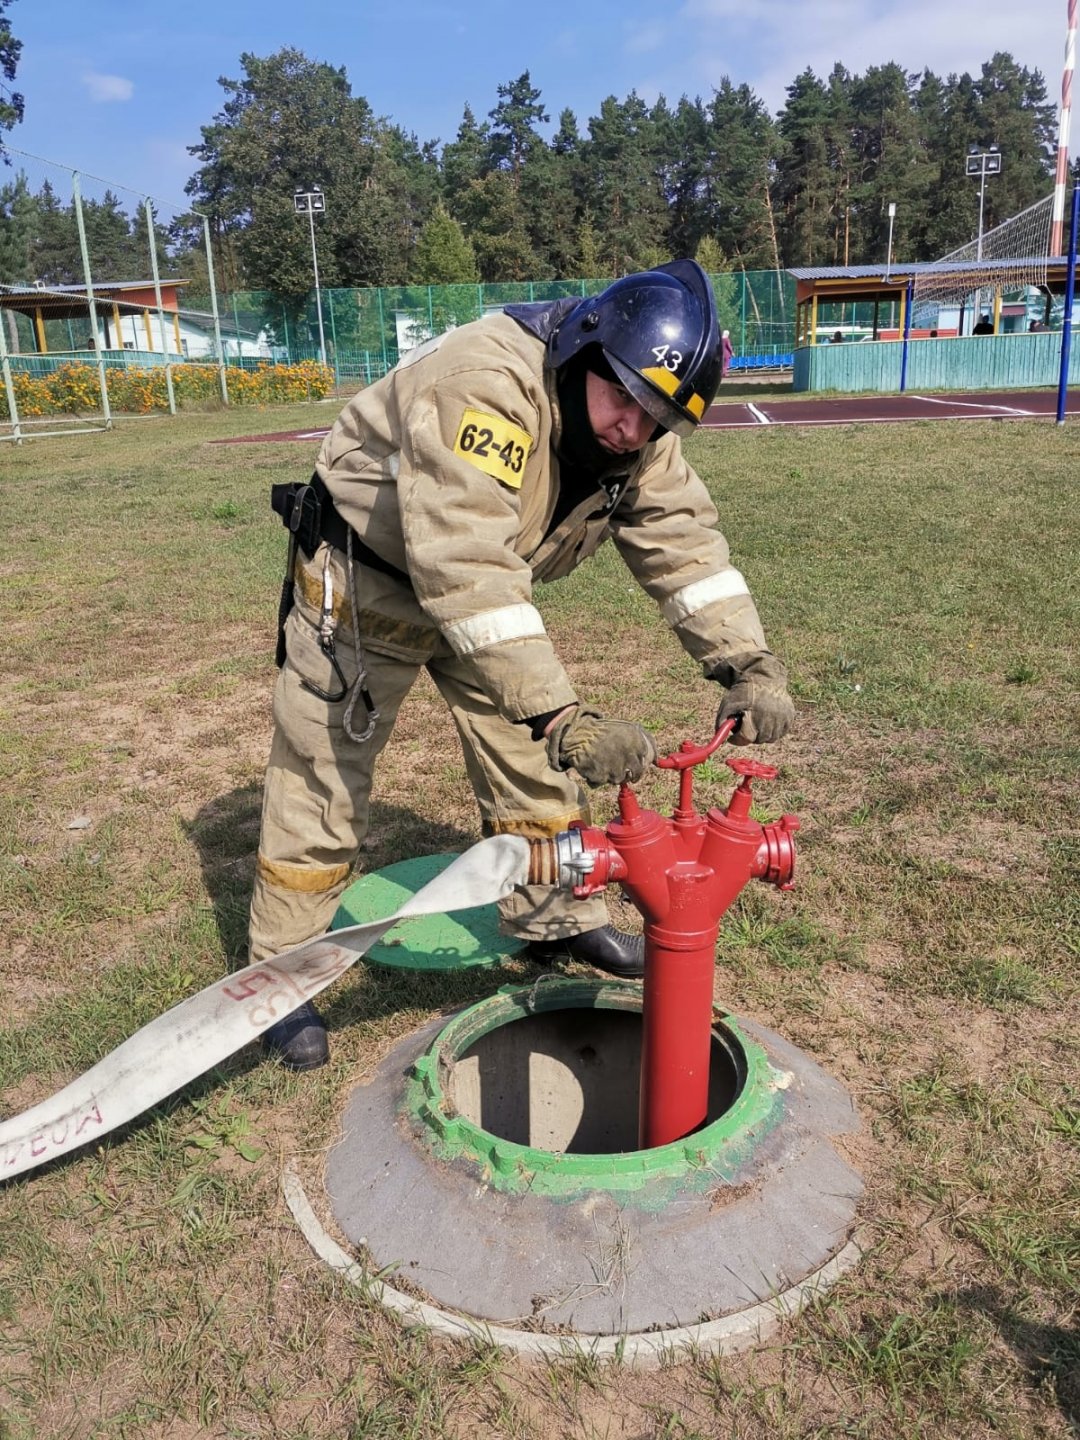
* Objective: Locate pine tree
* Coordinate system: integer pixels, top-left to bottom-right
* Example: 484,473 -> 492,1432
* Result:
30,180 -> 80,284
0,0 -> 23,154
847,64 -> 924,266
695,235 -> 725,273
442,105 -> 491,210
773,71 -> 835,265
83,192 -> 136,281
0,171 -> 33,281
487,72 -> 549,190
530,108 -> 584,277
411,203 -> 478,283
454,171 -> 538,280
973,53 -> 1056,229
576,208 -> 603,279
186,48 -> 425,293
579,93 -> 670,275
130,201 -> 173,281
704,80 -> 778,269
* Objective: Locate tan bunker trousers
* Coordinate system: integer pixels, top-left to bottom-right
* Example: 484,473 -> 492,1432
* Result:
248,542 -> 607,965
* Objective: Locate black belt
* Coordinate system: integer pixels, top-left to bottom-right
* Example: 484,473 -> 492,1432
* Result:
270,473 -> 409,585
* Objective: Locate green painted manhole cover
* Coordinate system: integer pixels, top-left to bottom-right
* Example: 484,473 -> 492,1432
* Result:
330,852 -> 525,971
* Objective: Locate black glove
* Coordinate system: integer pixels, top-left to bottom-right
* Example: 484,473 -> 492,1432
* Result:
546,707 -> 657,786
712,651 -> 795,745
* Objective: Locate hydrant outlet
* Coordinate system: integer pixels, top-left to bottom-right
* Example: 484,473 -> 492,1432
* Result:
528,828 -> 626,894
757,815 -> 800,890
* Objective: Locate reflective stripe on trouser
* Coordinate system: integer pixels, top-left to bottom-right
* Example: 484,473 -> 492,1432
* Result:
248,545 -> 607,964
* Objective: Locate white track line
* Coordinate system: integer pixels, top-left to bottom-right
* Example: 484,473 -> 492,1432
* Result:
908,394 -> 1037,416
746,403 -> 772,424
699,412 -> 1056,429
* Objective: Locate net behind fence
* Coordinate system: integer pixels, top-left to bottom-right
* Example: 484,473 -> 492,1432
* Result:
912,194 -> 1055,326
200,270 -> 796,386
1,142 -> 796,437
0,147 -> 229,436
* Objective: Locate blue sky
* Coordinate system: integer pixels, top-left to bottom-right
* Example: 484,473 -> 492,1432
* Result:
7,0 -> 1077,219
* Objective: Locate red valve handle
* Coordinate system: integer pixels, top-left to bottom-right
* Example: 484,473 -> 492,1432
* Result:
726,757 -> 779,782
656,716 -> 738,770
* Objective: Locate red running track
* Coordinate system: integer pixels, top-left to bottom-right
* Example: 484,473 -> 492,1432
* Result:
702,389 -> 1079,428
213,389 -> 1077,445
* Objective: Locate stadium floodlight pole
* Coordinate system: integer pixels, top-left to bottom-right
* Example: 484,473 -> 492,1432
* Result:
966,146 -> 1002,330
886,202 -> 897,282
294,186 -> 328,368
967,146 -> 1002,261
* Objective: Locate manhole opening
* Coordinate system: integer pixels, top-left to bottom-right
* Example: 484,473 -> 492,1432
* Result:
449,1008 -> 745,1155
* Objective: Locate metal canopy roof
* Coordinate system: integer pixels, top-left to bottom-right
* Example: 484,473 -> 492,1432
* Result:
0,279 -> 188,322
788,257 -> 1065,282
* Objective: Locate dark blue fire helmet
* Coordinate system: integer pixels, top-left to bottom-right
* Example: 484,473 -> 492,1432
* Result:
548,259 -> 723,437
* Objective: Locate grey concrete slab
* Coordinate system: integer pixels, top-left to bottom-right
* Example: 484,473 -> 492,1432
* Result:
325,1007 -> 862,1336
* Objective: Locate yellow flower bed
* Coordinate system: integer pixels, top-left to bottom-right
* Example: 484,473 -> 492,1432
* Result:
0,360 -> 334,418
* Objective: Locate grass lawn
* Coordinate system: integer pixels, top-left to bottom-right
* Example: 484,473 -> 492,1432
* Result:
0,401 -> 1077,1439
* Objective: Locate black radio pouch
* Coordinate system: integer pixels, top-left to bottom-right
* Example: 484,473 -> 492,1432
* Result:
271,476 -> 323,558
271,476 -> 324,668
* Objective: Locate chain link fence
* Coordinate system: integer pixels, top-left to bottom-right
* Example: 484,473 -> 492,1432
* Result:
0,148 -> 795,441
0,147 -> 233,439
214,270 -> 794,387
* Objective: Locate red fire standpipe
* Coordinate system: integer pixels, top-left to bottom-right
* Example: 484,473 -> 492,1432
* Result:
529,719 -> 799,1149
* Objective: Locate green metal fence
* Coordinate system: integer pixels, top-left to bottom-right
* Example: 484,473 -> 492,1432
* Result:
2,264 -> 797,441
792,330 -> 1080,393
5,348 -> 179,375
200,270 -> 797,385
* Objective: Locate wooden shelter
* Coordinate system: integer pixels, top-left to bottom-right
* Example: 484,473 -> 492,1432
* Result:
790,258 -> 1074,345
0,280 -> 189,354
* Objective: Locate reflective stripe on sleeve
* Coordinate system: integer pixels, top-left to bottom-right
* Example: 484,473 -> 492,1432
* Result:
443,603 -> 547,656
661,569 -> 750,626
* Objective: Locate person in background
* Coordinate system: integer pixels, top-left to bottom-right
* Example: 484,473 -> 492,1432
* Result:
831,331 -> 844,343
973,315 -> 995,335
721,329 -> 734,377
251,260 -> 795,1070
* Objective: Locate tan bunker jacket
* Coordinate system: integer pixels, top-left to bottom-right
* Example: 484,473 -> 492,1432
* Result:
316,307 -> 768,722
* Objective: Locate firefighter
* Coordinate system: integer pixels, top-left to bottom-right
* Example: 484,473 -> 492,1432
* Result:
252,260 -> 795,1069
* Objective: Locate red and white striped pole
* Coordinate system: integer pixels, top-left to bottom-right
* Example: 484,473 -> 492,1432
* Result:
1051,0 -> 1077,255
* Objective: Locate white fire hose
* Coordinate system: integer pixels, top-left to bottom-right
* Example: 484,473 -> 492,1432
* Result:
1,835 -> 530,1183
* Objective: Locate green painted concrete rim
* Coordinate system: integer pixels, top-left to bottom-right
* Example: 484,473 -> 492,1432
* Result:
406,977 -> 783,1197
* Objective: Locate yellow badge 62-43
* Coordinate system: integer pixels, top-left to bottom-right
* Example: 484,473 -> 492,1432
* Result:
452,408 -> 533,488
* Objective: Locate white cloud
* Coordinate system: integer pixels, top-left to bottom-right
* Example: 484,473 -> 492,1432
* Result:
673,0 -> 1073,131
624,21 -> 667,55
83,72 -> 134,103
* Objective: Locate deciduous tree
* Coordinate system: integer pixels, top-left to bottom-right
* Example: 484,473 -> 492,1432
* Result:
186,48 -> 423,294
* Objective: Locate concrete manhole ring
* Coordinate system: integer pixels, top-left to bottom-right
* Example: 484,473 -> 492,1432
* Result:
286,978 -> 864,1365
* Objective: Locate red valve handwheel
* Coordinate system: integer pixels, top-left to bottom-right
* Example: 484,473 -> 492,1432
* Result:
726,757 -> 779,781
